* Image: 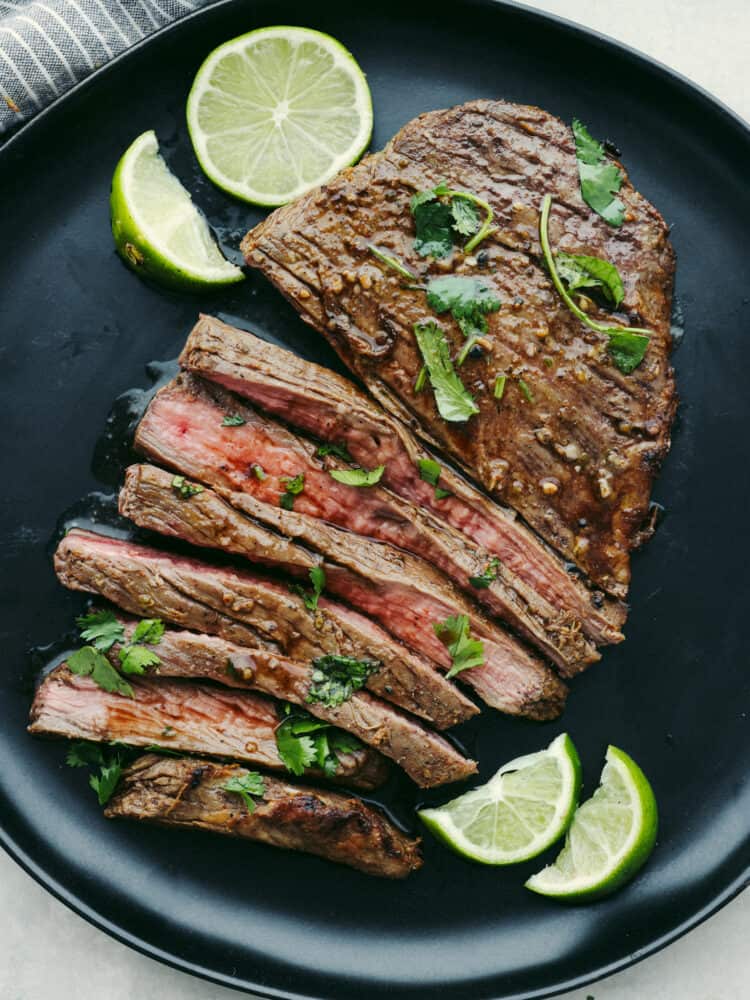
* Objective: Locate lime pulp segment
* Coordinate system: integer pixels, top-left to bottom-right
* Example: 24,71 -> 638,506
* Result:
186,26 -> 373,206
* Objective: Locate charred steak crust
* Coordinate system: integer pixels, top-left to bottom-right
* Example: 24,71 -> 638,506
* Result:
241,99 -> 676,597
105,754 -> 422,878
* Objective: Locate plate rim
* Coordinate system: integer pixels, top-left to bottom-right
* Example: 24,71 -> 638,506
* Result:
1,1 -> 748,998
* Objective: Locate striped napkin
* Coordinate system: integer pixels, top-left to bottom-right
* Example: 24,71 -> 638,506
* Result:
0,0 -> 216,136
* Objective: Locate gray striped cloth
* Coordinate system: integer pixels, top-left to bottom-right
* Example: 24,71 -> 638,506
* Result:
0,0 -> 217,136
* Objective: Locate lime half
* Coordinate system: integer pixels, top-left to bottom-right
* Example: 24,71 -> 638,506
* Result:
419,733 -> 581,865
186,26 -> 373,206
526,745 -> 658,901
110,130 -> 244,292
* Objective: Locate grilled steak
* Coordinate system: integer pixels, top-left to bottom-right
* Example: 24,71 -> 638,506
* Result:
182,314 -> 625,648
55,529 -> 477,729
120,463 -> 566,719
106,612 -> 475,787
241,100 -> 676,597
105,754 -> 422,878
29,666 -> 389,789
135,373 -> 590,677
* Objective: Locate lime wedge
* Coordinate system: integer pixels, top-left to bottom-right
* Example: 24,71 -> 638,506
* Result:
418,733 -> 581,865
110,130 -> 244,291
526,745 -> 658,900
186,26 -> 373,206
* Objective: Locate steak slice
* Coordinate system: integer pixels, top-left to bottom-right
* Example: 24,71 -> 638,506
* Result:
105,754 -> 422,878
106,612 -> 476,787
55,529 -> 477,729
135,372 -> 593,676
241,99 -> 677,597
181,314 -> 625,647
29,666 -> 388,789
119,462 -> 567,719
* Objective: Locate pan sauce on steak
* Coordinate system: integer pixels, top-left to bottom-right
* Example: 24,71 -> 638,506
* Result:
241,100 -> 676,597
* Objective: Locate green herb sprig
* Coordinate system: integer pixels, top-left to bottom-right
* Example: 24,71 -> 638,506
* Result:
539,195 -> 650,374
413,321 -> 479,423
65,740 -> 125,805
426,275 -> 501,365
572,119 -> 625,227
223,771 -> 266,813
307,654 -> 379,708
291,565 -> 327,612
172,475 -> 204,499
411,183 -> 497,258
275,703 -> 362,777
434,614 -> 485,679
280,472 -> 305,510
469,557 -> 500,589
328,465 -> 385,487
417,457 -> 452,500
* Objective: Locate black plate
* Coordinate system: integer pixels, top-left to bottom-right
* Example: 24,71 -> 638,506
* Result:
1,1 -> 748,997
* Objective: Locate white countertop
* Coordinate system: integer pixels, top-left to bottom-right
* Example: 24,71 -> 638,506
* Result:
1,2 -> 747,997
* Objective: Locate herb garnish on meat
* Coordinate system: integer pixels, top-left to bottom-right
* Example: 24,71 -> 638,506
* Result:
417,457 -> 452,499
77,608 -> 125,651
469,557 -> 500,589
555,252 -> 624,307
223,772 -> 266,813
426,276 -> 501,365
411,183 -> 496,257
434,614 -> 485,679
316,441 -> 354,463
413,321 -> 479,422
67,646 -> 134,698
275,703 -> 362,777
171,474 -> 204,498
280,472 -> 305,510
367,244 -> 417,280
307,654 -> 379,708
118,617 -> 164,675
66,740 -> 125,805
572,119 -> 625,226
290,565 -> 326,611
329,465 -> 385,487
221,413 -> 246,426
539,195 -> 650,374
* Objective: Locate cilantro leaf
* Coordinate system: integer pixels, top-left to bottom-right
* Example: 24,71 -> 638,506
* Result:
291,564 -> 327,612
555,252 -> 624,307
89,759 -> 124,806
307,654 -> 379,708
118,644 -> 160,675
223,771 -> 266,813
412,199 -> 455,258
76,609 -> 125,652
469,557 -> 500,589
539,194 -> 651,374
426,275 -> 501,365
368,244 -> 417,280
316,441 -> 354,463
417,457 -> 452,500
607,330 -> 650,374
572,119 -> 625,227
275,717 -> 318,776
172,475 -> 204,499
434,614 -> 485,679
413,321 -> 479,423
66,740 -> 106,769
280,472 -> 305,510
68,646 -> 134,698
275,704 -> 363,776
251,462 -> 267,480
451,197 -> 481,236
222,413 -> 246,426
131,618 -> 164,645
328,465 -> 385,487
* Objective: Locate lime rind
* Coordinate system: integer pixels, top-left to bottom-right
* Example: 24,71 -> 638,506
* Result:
525,745 -> 658,901
186,26 -> 373,206
419,733 -> 582,865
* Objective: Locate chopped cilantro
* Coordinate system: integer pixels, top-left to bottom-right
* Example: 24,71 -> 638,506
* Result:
426,275 -> 501,365
410,183 -> 497,257
251,462 -> 267,480
65,741 -> 124,805
131,618 -> 164,645
142,744 -> 183,757
572,119 -> 625,227
417,457 -> 452,500
412,198 -> 455,258
172,475 -> 204,499
67,646 -> 134,698
275,703 -> 362,777
280,472 -> 305,510
89,759 -> 124,806
539,194 -> 651,374
414,365 -> 428,392
469,557 -> 500,589
316,441 -> 354,463
118,644 -> 160,676
223,771 -> 266,813
494,374 -> 507,399
76,609 -> 125,652
518,378 -> 534,403
413,321 -> 479,423
367,244 -> 417,280
434,614 -> 485,679
451,197 -> 481,236
291,564 -> 327,612
221,413 -> 246,427
66,740 -> 106,769
555,251 -> 624,307
328,465 -> 385,487
307,654 -> 379,708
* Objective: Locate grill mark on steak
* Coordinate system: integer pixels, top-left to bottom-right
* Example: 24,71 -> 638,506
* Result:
119,462 -> 567,720
180,314 -> 625,647
104,754 -> 422,878
241,99 -> 676,597
29,666 -> 388,789
105,612 -> 475,787
54,529 -> 477,729
134,373 -> 590,678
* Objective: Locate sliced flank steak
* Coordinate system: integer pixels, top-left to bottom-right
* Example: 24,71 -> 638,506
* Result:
241,100 -> 676,598
54,529 -> 477,729
105,754 -> 422,878
29,666 -> 388,789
